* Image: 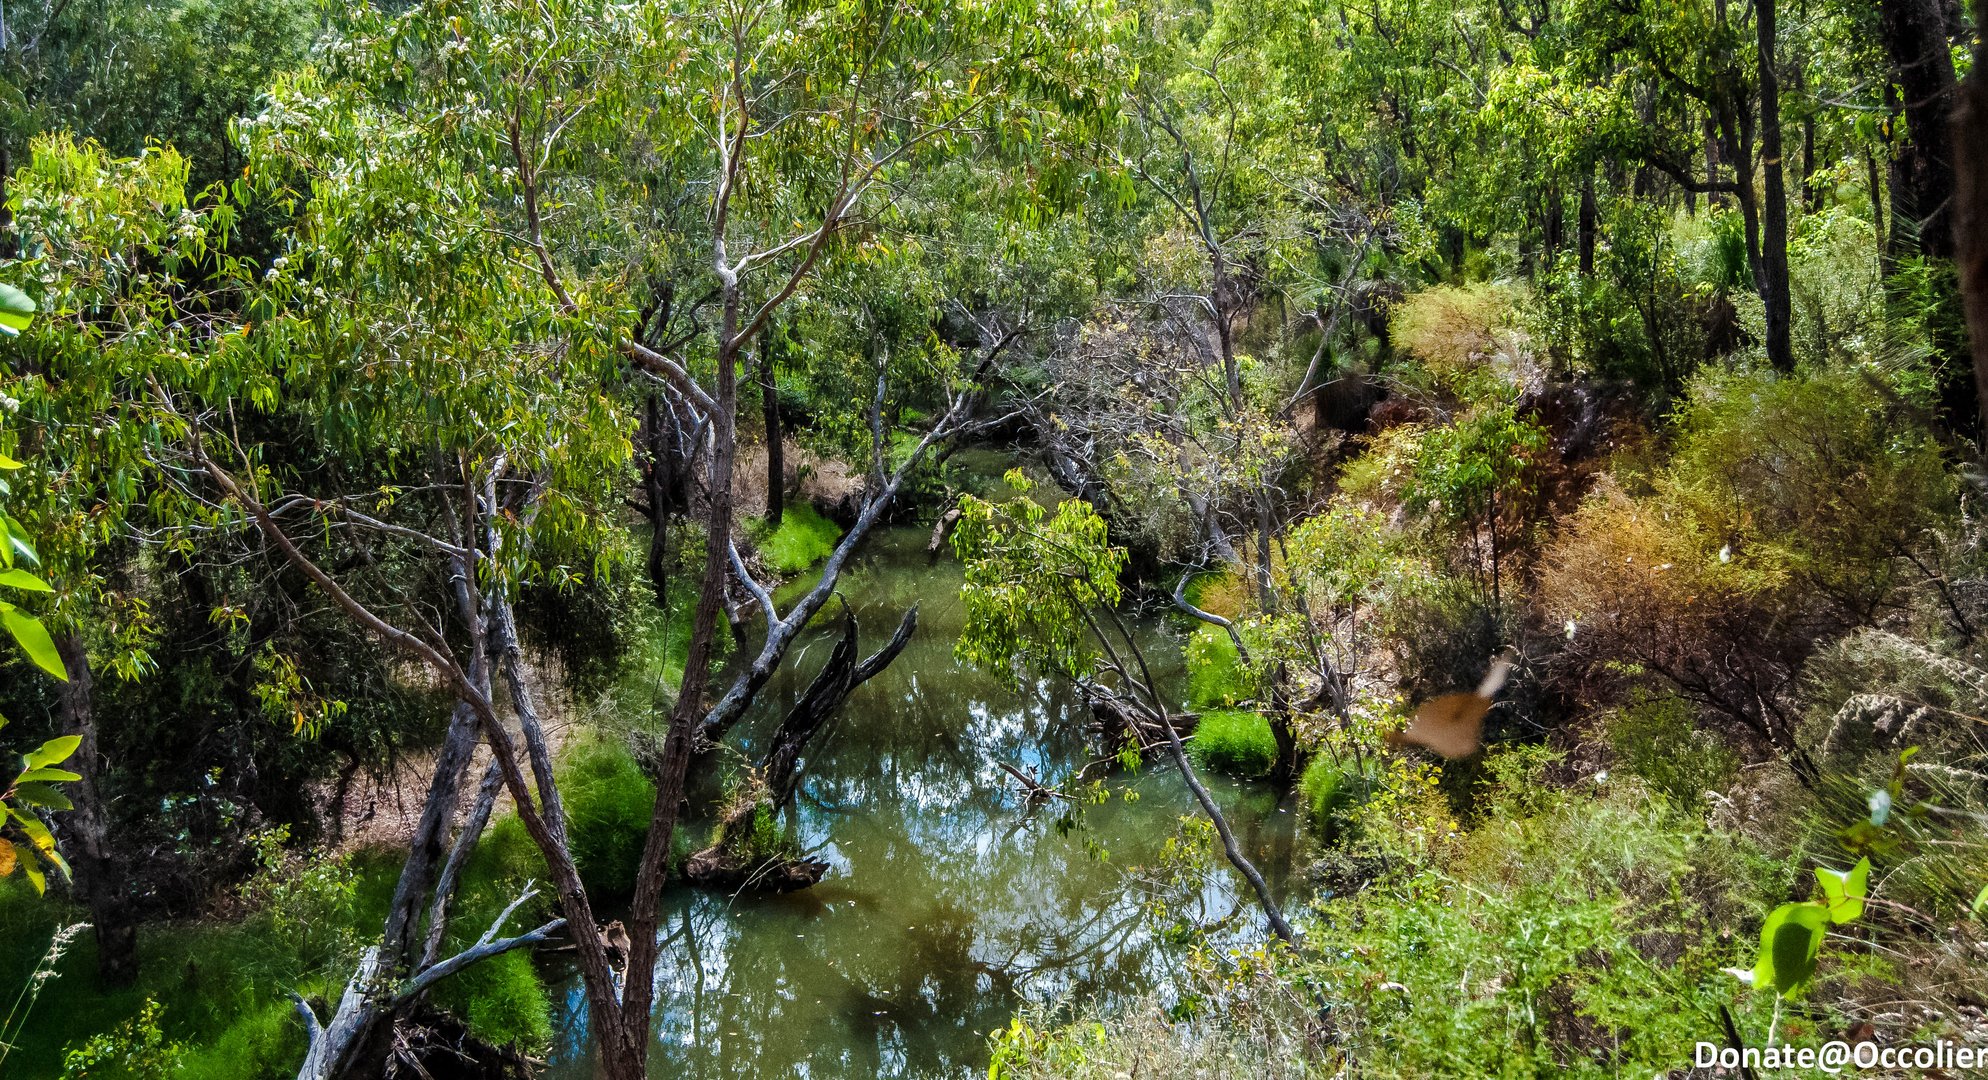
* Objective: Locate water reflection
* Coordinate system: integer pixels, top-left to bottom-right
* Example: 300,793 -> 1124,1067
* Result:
544,528 -> 1303,1078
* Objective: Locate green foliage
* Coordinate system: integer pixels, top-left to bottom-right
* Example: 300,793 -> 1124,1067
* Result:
1407,404 -> 1547,532
1187,710 -> 1277,778
1747,858 -> 1870,996
60,998 -> 183,1079
953,475 -> 1126,685
734,801 -> 801,864
1298,754 -> 1358,838
1184,623 -> 1250,708
1665,364 -> 1952,619
1605,692 -> 1739,811
751,503 -> 843,576
429,949 -> 553,1051
1389,283 -> 1525,397
1303,780 -> 1785,1078
556,734 -> 656,899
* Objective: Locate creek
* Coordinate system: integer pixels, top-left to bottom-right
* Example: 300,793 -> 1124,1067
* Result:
542,517 -> 1307,1078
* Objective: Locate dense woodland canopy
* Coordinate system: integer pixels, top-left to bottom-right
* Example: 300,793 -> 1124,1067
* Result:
0,0 -> 1984,1076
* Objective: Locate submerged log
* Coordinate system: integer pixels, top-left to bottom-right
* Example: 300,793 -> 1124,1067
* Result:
683,847 -> 831,892
686,604 -> 918,893
1085,687 -> 1195,751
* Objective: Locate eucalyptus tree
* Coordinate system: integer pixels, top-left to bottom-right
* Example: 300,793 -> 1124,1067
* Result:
189,0 -> 1127,1076
951,478 -> 1296,942
0,137 -> 227,985
1564,0 -> 1797,371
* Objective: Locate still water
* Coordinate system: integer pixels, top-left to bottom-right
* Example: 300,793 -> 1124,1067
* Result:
543,523 -> 1306,1078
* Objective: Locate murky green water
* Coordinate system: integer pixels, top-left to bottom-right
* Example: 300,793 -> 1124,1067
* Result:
543,523 -> 1305,1078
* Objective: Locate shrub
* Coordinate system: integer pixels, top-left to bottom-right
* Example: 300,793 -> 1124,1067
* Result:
1302,782 -> 1786,1079
1337,422 -> 1427,510
1606,691 -> 1738,810
557,734 -> 656,897
1390,282 -> 1524,391
1189,710 -> 1278,778
753,502 -> 842,575
1665,365 -> 1951,622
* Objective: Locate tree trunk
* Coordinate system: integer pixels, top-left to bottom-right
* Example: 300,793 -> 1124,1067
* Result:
611,283 -> 746,1080
1880,0 -> 1960,258
1267,663 -> 1299,784
52,633 -> 137,987
640,391 -> 685,611
1955,0 -> 1988,436
1757,0 -> 1795,372
311,568 -> 494,1079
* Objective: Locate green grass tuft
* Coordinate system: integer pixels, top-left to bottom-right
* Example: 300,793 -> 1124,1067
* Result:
753,502 -> 842,575
555,733 -> 656,898
1184,623 -> 1251,708
1188,709 -> 1278,778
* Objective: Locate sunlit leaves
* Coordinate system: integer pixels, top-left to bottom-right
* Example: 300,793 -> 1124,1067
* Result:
952,474 -> 1126,686
0,731 -> 84,894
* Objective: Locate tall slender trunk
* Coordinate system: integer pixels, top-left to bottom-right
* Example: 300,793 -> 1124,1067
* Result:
310,558 -> 494,1080
1577,171 -> 1598,276
52,633 -> 137,987
640,392 -> 681,610
1757,0 -> 1796,372
1954,0 -> 1988,436
1868,147 -> 1890,254
1880,0 -> 1960,258
608,286 -> 745,1080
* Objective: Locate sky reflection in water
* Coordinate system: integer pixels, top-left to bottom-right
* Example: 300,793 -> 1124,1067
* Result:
544,527 -> 1304,1079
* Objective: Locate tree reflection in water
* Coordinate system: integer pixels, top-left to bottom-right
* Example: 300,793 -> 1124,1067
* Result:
545,527 -> 1303,1078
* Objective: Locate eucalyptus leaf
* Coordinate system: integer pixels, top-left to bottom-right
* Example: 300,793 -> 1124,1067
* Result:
1752,901 -> 1827,995
0,603 -> 67,680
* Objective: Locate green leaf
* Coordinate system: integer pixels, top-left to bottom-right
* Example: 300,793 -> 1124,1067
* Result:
14,767 -> 80,783
0,603 -> 67,680
0,567 -> 51,592
1972,884 -> 1988,919
11,840 -> 42,894
0,452 -> 19,470
24,734 -> 81,769
2,516 -> 35,565
1752,901 -> 1828,995
10,783 -> 71,811
1816,858 -> 1870,925
0,282 -> 35,337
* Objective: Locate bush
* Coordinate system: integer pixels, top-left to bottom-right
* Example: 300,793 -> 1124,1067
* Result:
1189,710 -> 1277,778
1606,691 -> 1738,810
557,734 -> 656,897
1389,282 -> 1524,392
752,502 -> 842,575
1665,365 -> 1951,621
1301,782 -> 1785,1079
